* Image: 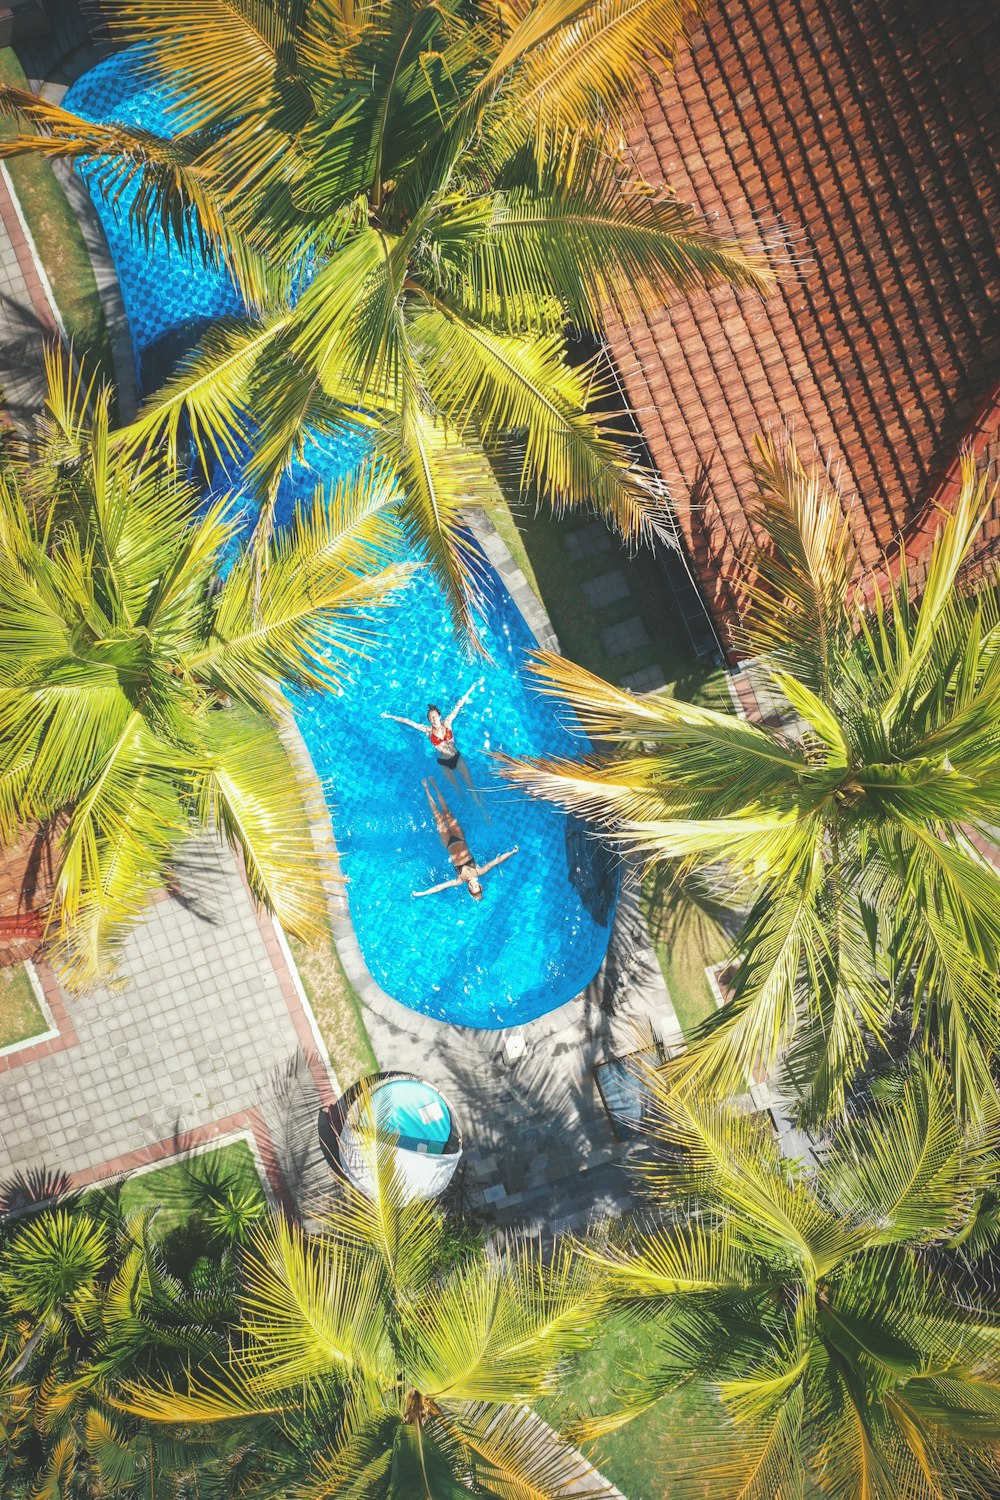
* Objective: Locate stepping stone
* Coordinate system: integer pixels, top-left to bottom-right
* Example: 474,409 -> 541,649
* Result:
483,1182 -> 508,1204
582,569 -> 630,609
600,616 -> 650,657
564,521 -> 612,561
620,664 -> 667,694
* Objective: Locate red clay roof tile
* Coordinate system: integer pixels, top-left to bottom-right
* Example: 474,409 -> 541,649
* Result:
605,0 -> 1000,639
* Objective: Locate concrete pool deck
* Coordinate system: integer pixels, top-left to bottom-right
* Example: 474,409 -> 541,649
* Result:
0,842 -> 338,1221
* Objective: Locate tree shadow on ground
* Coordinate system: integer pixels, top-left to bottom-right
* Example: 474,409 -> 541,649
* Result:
0,1164 -> 73,1218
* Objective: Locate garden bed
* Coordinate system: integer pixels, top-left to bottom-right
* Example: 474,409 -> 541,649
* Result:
0,46 -> 112,380
84,1138 -> 268,1245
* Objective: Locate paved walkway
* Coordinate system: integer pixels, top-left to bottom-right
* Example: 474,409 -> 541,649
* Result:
0,843 -> 338,1216
0,163 -> 58,426
361,874 -> 681,1235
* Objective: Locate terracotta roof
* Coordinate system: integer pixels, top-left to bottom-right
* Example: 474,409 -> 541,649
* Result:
604,0 -> 1000,640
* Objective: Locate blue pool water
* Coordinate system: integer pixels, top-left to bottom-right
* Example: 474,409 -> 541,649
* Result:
373,1080 -> 451,1154
65,53 -> 617,1028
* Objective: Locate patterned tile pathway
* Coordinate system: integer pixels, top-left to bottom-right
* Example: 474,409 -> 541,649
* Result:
0,844 -> 337,1215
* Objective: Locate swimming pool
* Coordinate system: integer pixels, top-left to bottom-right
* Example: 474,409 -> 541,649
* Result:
65,52 -> 617,1028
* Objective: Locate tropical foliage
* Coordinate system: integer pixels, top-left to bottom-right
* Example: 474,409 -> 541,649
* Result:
120,1134 -> 608,1498
0,1179 -> 262,1499
0,353 -> 410,985
507,439 -> 1000,1118
579,1062 -> 1000,1499
0,0 -> 774,630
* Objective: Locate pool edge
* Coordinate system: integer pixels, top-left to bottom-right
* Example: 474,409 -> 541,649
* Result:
279,506 -> 635,1042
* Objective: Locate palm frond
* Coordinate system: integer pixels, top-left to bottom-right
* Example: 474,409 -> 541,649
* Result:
477,0 -> 703,145
820,1060 -> 997,1246
445,132 -> 773,333
738,433 -> 858,697
194,462 -> 412,702
193,711 -> 328,942
238,1214 -> 391,1392
440,1401 -> 612,1498
407,1242 -> 602,1403
410,303 -> 663,546
107,0 -> 309,132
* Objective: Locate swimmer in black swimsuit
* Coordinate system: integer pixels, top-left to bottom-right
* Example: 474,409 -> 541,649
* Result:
382,679 -> 485,807
413,780 -> 517,901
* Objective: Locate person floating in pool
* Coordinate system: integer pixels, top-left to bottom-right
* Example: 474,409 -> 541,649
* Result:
413,779 -> 517,901
382,679 -> 485,804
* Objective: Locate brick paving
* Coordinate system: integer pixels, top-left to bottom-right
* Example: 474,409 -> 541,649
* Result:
0,843 -> 338,1217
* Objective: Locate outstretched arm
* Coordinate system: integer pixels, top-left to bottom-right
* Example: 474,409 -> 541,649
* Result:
476,846 -> 519,876
446,677 -> 485,726
382,713 -> 430,735
412,876 -> 463,897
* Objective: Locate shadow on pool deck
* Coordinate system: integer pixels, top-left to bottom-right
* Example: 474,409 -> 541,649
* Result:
356,872 -> 680,1236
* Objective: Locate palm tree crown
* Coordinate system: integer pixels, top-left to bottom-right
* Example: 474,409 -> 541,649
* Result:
582,1063 -> 1000,1499
0,0 -> 774,629
0,1188 -> 269,1498
0,353 -> 410,984
508,439 -> 1000,1117
120,1139 -> 608,1497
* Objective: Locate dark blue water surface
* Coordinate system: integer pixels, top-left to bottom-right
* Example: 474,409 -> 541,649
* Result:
66,53 -> 616,1027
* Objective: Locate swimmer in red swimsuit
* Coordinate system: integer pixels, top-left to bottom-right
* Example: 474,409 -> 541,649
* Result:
413,780 -> 517,900
382,679 -> 485,806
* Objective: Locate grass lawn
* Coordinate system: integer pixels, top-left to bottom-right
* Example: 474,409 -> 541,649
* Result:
541,1312 -> 723,1500
0,962 -> 47,1049
87,1138 -> 267,1244
289,925 -> 378,1089
640,877 -> 734,1041
0,48 -> 113,383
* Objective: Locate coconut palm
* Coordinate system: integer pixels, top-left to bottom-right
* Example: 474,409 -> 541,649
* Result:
0,0 -> 774,631
0,1336 -> 32,1496
578,1062 -> 1000,1499
507,439 -> 1000,1118
0,352 -> 410,986
120,1139 -> 608,1497
0,1201 -> 252,1499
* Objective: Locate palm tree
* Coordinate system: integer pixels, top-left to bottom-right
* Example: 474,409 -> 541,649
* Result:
120,1138 -> 608,1497
506,439 -> 1000,1118
0,352 -> 410,986
0,1198 -> 263,1498
577,1062 -> 1000,1499
0,0 -> 775,631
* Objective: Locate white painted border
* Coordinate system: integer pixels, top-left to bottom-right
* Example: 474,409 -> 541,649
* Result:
0,161 -> 68,342
0,960 -> 58,1057
272,915 -> 340,1093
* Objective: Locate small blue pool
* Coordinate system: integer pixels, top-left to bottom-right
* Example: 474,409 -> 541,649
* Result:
373,1080 -> 451,1154
66,53 -> 617,1028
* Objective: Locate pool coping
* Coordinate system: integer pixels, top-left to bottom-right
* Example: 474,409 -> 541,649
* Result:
279,505 -> 634,1050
